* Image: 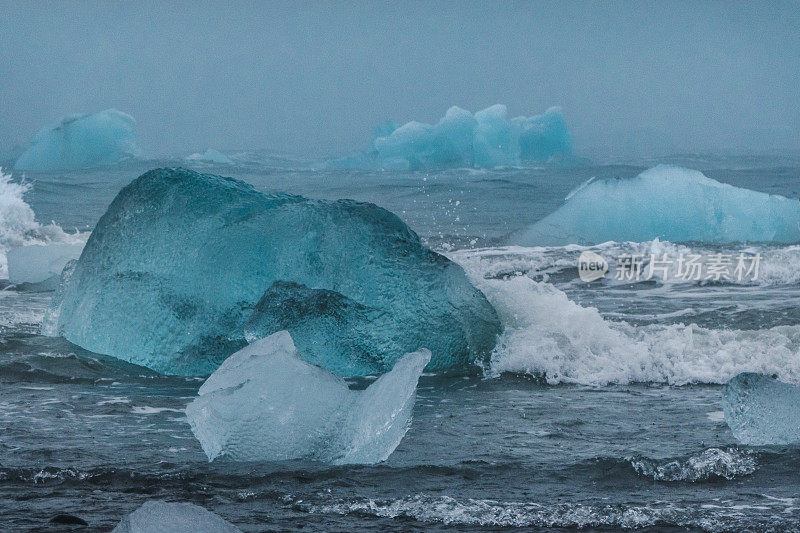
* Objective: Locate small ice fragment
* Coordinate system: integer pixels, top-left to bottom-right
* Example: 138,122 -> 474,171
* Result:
723,372 -> 800,445
112,500 -> 240,533
186,331 -> 430,464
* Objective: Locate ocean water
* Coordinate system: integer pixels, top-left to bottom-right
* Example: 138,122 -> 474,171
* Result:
2,155 -> 800,531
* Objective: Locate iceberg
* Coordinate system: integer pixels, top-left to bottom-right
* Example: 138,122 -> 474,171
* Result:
112,501 -> 240,533
42,168 -> 499,376
510,166 -> 800,246
186,331 -> 429,464
14,109 -> 138,171
336,104 -> 571,170
723,373 -> 800,445
186,148 -> 232,164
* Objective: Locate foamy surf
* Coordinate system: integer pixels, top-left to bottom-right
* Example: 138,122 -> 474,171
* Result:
451,247 -> 800,385
0,168 -> 86,280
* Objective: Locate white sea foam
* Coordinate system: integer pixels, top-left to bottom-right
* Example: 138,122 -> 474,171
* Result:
451,247 -> 800,385
0,168 -> 85,279
452,241 -> 800,287
303,493 -> 793,529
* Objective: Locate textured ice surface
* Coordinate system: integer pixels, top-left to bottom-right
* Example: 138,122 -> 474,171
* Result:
186,148 -> 232,164
723,373 -> 800,445
112,500 -> 240,532
14,109 -> 138,171
43,168 -> 499,375
337,104 -> 570,170
511,166 -> 800,245
186,331 -> 430,464
7,242 -> 84,284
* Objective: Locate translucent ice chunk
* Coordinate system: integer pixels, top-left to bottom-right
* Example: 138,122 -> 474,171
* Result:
723,372 -> 800,445
185,331 -> 430,464
43,168 -> 499,376
112,500 -> 240,533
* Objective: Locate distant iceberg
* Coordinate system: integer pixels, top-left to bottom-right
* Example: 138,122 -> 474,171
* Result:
43,168 -> 499,376
723,373 -> 800,445
510,166 -> 800,245
186,331 -> 429,464
185,148 -> 232,164
333,104 -> 571,170
14,109 -> 138,171
113,501 -> 240,533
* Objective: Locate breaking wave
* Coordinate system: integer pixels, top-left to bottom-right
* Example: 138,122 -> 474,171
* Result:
0,168 -> 84,279
451,247 -> 800,385
300,492 -> 794,530
628,447 -> 756,482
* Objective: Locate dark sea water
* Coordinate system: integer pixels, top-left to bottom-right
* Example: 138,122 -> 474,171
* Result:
1,155 -> 800,531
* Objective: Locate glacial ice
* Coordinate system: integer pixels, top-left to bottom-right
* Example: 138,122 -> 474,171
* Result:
14,109 -> 138,171
510,166 -> 800,245
723,373 -> 800,445
186,148 -> 232,164
186,331 -> 429,464
337,104 -> 571,170
42,168 -> 499,375
112,500 -> 240,533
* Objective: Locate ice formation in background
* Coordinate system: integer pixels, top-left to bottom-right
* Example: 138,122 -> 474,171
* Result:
186,331 -> 429,464
451,248 -> 800,386
43,168 -> 499,376
0,168 -> 84,280
186,148 -> 232,164
510,165 -> 800,246
112,500 -> 240,533
14,109 -> 138,171
336,104 -> 571,170
723,373 -> 800,445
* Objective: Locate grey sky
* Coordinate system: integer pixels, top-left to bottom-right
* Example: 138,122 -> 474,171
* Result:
1,1 -> 798,159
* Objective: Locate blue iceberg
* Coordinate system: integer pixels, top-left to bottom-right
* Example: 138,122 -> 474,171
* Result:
186,331 -> 429,464
510,166 -> 800,245
723,373 -> 800,445
113,501 -> 240,533
335,104 -> 571,170
42,168 -> 499,376
14,109 -> 138,171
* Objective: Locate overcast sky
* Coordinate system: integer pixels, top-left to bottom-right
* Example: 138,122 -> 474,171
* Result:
1,1 -> 798,159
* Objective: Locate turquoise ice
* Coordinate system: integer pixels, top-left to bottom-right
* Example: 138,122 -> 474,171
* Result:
14,109 -> 138,171
723,373 -> 800,445
186,331 -> 429,464
334,104 -> 571,170
42,168 -> 499,376
510,166 -> 800,245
